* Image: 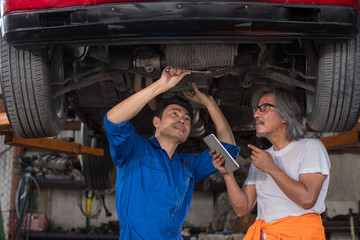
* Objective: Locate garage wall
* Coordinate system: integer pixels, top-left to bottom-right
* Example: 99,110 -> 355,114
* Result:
35,189 -> 214,232
327,154 -> 360,201
325,153 -> 360,222
31,153 -> 360,231
35,188 -> 118,231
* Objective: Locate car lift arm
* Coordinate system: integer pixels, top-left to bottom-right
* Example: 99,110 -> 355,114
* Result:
0,112 -> 104,157
319,122 -> 360,154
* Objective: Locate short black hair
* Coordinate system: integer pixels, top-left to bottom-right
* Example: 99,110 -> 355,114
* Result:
154,96 -> 194,121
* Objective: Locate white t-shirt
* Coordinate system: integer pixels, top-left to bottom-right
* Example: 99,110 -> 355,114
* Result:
244,138 -> 330,223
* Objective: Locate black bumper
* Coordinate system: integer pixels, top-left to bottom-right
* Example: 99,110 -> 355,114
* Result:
2,1 -> 359,49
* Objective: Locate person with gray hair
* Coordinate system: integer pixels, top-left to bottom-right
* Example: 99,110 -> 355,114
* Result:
212,87 -> 330,239
251,87 -> 306,140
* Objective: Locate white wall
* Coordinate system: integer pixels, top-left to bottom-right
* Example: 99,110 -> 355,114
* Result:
35,188 -> 118,231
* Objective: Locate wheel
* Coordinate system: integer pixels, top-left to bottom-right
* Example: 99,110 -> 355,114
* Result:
81,123 -> 116,190
306,35 -> 360,132
0,37 -> 67,138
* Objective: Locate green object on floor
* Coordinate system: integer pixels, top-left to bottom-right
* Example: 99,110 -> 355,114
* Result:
0,204 -> 5,240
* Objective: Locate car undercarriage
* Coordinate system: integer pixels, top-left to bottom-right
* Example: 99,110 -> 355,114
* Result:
1,1 -> 360,189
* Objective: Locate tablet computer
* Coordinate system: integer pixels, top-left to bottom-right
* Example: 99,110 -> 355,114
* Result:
203,133 -> 239,173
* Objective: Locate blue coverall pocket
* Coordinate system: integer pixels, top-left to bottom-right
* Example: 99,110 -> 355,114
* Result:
141,157 -> 165,192
181,167 -> 194,192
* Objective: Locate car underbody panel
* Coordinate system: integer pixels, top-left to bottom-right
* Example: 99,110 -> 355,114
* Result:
2,2 -> 358,48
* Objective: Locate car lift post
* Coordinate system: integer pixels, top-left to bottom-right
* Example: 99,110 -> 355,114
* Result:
0,203 -> 5,240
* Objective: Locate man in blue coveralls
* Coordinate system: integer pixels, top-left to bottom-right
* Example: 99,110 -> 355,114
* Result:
104,67 -> 239,240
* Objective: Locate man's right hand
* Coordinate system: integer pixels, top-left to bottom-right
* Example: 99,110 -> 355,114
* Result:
107,66 -> 189,124
211,150 -> 229,175
158,67 -> 190,92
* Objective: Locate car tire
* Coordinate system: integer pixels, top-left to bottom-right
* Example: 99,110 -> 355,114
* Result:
0,38 -> 67,138
306,35 -> 360,132
81,123 -> 116,190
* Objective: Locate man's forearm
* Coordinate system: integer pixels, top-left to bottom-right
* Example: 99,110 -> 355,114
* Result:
107,68 -> 189,124
269,169 -> 325,210
107,80 -> 164,124
207,102 -> 235,145
224,173 -> 253,217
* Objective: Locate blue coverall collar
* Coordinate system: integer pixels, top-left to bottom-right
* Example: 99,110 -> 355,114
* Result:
148,136 -> 181,161
148,136 -> 162,149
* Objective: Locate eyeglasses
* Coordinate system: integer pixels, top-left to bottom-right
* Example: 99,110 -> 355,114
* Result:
253,103 -> 277,113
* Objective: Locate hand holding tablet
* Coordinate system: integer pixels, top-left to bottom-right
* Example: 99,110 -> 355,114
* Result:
203,133 -> 240,173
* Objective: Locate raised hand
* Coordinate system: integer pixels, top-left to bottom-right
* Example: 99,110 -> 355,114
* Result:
248,144 -> 278,174
158,67 -> 190,92
183,82 -> 214,107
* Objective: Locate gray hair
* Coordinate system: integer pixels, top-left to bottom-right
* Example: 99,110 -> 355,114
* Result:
251,87 -> 306,140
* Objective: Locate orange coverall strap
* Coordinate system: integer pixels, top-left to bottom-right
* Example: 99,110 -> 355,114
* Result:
243,213 -> 325,240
